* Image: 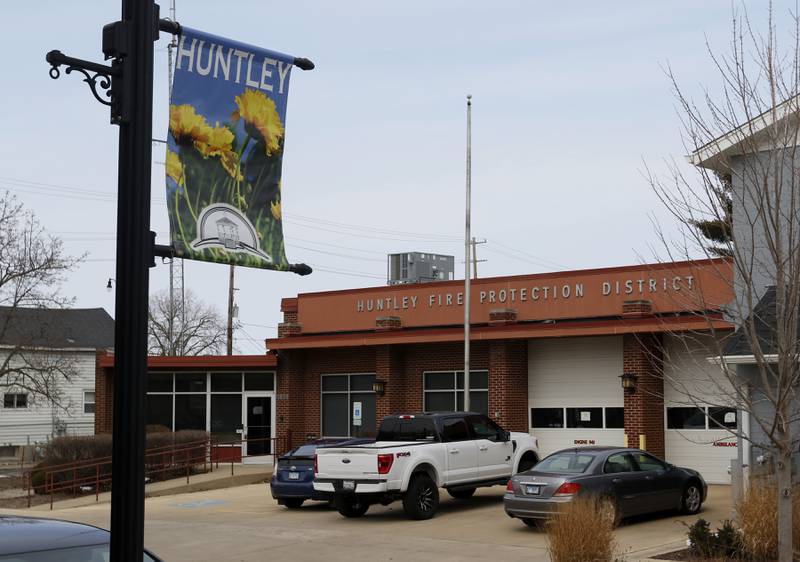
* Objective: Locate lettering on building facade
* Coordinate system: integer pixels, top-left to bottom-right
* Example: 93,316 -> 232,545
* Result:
355,275 -> 696,313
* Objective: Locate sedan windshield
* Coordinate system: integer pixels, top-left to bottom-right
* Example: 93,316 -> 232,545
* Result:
534,452 -> 595,474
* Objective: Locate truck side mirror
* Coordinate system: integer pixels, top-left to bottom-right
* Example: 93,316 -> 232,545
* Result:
498,430 -> 510,442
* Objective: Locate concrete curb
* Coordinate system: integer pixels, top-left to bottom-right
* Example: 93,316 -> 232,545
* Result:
626,538 -> 687,561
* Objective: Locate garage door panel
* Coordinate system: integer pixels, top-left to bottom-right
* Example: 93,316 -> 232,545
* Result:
528,336 -> 623,407
663,334 -> 734,405
666,430 -> 737,484
535,429 -> 625,458
529,336 -> 624,456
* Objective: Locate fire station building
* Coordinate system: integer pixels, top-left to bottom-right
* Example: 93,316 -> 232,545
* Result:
95,258 -> 739,484
268,259 -> 738,484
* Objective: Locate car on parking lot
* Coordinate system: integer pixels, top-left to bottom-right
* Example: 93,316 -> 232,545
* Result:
0,515 -> 162,561
270,438 -> 373,508
315,412 -> 540,520
504,446 -> 707,527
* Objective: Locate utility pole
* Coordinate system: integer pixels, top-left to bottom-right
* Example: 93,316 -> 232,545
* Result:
166,0 -> 184,357
227,264 -> 235,355
470,237 -> 487,279
464,95 -> 472,412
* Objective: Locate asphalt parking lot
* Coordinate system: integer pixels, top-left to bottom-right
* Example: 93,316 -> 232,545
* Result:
2,484 -> 733,561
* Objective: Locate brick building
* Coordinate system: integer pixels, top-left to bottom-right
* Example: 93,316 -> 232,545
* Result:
268,258 -> 739,484
95,258 -> 740,483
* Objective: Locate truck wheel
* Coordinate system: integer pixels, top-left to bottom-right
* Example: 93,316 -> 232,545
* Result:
334,495 -> 369,518
283,498 -> 304,509
447,488 -> 476,499
403,474 -> 439,520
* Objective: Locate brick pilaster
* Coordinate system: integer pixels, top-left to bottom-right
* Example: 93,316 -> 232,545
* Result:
94,351 -> 113,434
488,340 -> 528,431
276,350 -> 308,444
623,333 -> 665,458
375,345 -> 404,422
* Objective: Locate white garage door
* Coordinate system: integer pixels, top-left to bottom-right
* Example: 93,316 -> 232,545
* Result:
528,336 -> 625,457
663,334 -> 738,485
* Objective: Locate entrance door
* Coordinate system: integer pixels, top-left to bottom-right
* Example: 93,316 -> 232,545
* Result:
244,395 -> 273,462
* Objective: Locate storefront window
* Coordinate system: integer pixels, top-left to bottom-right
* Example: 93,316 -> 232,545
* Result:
174,394 -> 206,431
211,373 -> 242,392
211,394 -> 242,442
322,393 -> 349,437
146,371 -> 275,437
244,372 -> 274,391
147,373 -> 173,392
146,394 -> 172,430
175,372 -> 206,393
320,374 -> 376,437
423,371 -> 489,416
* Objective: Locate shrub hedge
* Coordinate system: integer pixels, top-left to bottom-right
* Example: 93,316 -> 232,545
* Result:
30,431 -> 210,494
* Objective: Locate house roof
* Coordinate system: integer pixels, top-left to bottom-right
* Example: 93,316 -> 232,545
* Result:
0,307 -> 114,350
722,286 -> 795,357
688,95 -> 800,174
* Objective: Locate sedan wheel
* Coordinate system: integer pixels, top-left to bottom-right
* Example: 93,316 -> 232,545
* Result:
681,484 -> 702,514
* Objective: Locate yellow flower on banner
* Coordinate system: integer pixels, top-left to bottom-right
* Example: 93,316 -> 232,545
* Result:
169,104 -> 212,145
233,89 -> 284,155
220,150 -> 244,181
270,200 -> 281,220
165,150 -> 184,186
195,124 -> 235,158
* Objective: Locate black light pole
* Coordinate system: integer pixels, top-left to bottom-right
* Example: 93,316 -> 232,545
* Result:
108,0 -> 156,559
46,7 -> 313,560
47,1 -> 159,558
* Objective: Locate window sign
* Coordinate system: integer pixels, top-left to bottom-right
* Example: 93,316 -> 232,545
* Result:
580,411 -> 591,422
353,402 -> 362,427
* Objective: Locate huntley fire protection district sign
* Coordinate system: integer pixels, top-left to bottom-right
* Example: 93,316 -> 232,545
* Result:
165,28 -> 295,270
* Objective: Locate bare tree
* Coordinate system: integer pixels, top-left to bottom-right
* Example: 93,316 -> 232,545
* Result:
148,289 -> 227,356
0,192 -> 82,408
648,6 -> 800,560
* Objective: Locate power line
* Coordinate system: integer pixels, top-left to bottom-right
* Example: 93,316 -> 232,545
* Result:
488,239 -> 568,270
286,213 -> 460,241
286,243 -> 385,263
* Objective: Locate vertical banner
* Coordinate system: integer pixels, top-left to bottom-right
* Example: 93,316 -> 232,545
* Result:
166,28 -> 294,269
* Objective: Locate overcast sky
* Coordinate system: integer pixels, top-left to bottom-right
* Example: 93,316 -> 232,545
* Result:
0,1 -> 792,352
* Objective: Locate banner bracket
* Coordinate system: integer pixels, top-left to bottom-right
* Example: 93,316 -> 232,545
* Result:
45,50 -> 122,121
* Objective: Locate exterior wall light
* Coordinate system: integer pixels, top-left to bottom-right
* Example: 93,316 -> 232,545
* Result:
373,379 -> 386,396
620,372 -> 637,391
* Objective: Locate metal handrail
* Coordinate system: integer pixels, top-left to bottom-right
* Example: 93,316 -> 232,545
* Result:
24,432 -> 293,509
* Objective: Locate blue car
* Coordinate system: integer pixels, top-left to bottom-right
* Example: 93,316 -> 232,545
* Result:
270,438 -> 373,508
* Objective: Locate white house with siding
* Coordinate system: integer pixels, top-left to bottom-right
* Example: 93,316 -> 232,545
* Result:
0,307 -> 113,452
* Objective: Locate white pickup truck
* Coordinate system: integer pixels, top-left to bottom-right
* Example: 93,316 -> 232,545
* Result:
313,412 -> 539,519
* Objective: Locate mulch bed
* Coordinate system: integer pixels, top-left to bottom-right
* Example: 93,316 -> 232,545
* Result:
653,548 -> 767,562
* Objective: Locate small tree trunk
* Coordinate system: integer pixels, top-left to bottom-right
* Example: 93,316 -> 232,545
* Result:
776,447 -> 794,562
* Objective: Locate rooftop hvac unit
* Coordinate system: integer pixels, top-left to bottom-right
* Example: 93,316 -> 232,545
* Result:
387,252 -> 455,285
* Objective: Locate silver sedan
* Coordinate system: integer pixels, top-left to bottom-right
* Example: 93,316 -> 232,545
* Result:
503,447 -> 707,527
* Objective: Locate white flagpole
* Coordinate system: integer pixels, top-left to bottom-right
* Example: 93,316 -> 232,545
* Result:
464,94 -> 472,412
